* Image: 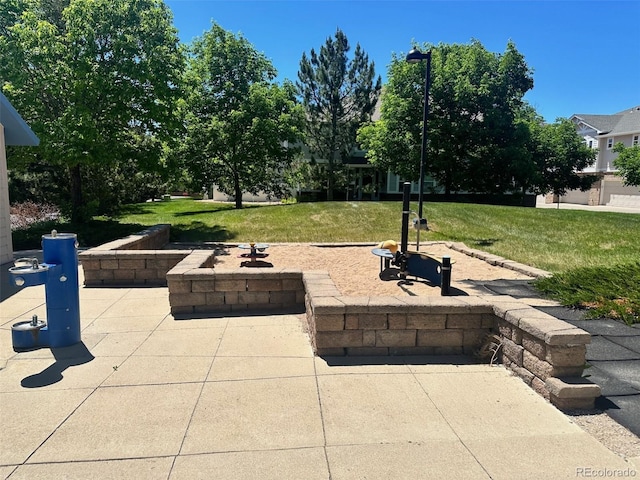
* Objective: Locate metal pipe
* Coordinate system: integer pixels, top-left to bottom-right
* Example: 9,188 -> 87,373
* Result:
417,51 -> 431,220
401,182 -> 410,253
441,256 -> 451,296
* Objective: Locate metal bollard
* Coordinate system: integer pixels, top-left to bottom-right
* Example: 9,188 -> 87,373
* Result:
440,256 -> 452,296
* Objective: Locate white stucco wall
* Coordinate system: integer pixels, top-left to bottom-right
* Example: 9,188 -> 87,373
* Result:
0,123 -> 13,265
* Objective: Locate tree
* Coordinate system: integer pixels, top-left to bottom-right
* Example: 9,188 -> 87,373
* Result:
180,23 -> 305,209
1,0 -> 184,221
613,143 -> 640,187
531,118 -> 598,202
297,28 -> 381,201
358,40 -> 534,195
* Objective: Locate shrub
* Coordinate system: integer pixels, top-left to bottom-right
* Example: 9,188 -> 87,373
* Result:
535,262 -> 640,325
10,201 -> 61,230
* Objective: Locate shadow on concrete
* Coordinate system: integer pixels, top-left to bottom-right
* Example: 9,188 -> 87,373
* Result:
320,354 -> 482,367
1,250 -> 44,302
20,342 -> 94,388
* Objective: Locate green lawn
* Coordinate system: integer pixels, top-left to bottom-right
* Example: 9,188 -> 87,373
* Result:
12,198 -> 640,323
107,199 -> 640,273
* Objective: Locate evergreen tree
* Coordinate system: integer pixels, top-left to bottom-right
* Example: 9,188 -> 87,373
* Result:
297,28 -> 381,200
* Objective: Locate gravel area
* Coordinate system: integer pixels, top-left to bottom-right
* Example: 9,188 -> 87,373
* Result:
567,410 -> 640,459
214,242 -> 534,297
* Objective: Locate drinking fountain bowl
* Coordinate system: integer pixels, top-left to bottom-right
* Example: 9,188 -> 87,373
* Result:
9,262 -> 50,286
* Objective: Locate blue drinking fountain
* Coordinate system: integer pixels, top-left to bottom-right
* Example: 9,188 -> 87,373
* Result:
9,231 -> 81,351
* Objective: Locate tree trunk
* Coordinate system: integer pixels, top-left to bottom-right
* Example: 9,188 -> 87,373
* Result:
327,161 -> 334,201
444,166 -> 452,197
234,173 -> 243,209
69,164 -> 83,223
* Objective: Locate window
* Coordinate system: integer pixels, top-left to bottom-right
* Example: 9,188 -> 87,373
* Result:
588,140 -> 593,149
607,138 -> 614,149
633,135 -> 639,146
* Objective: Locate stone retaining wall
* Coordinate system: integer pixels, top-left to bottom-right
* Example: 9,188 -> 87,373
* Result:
167,249 -> 598,410
79,224 -> 188,286
491,296 -> 599,409
303,271 -> 599,410
304,271 -> 494,356
166,250 -> 305,315
80,226 -> 599,410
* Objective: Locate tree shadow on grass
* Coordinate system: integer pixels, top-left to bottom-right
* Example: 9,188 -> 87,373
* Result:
170,221 -> 235,242
472,238 -> 501,247
173,204 -> 236,217
12,219 -> 147,250
118,203 -> 157,216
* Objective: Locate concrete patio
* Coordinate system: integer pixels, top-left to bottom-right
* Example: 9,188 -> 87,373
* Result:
1,271 -> 638,479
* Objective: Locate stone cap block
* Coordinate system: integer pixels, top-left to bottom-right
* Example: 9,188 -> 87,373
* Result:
229,269 -> 278,280
79,250 -> 117,258
339,296 -> 370,314
457,296 -> 495,313
211,269 -> 251,280
166,265 -> 192,277
368,296 -> 410,312
302,270 -> 332,278
394,296 -> 432,312
397,296 -> 490,314
492,302 -> 537,325
545,377 -> 601,399
311,296 -> 347,314
113,250 -> 156,259
182,268 -> 216,280
519,315 -> 591,345
504,307 -> 553,326
270,268 -> 303,279
545,328 -> 591,346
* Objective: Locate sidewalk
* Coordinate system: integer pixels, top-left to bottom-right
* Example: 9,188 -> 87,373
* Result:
470,277 -> 640,439
535,197 -> 640,214
1,270 -> 638,479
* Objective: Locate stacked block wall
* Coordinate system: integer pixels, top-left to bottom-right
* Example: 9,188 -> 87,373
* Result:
167,251 -> 305,315
304,271 -> 495,357
80,227 -> 599,410
303,272 -> 598,410
79,224 -> 187,286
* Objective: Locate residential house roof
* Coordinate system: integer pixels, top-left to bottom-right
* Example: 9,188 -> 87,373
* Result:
572,105 -> 640,137
0,92 -> 39,146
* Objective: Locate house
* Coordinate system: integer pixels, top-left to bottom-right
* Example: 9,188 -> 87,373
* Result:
0,92 -> 40,265
557,105 -> 640,206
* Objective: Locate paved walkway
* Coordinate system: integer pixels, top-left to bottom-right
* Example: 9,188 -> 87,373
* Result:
1,269 -> 639,479
535,197 -> 640,214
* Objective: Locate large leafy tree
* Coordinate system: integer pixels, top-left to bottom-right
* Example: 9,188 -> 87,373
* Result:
180,23 -> 305,209
613,143 -> 640,187
297,28 -> 381,201
530,118 -> 597,200
1,0 -> 184,221
358,40 -> 533,195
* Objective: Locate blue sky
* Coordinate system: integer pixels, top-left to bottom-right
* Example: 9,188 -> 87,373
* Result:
165,0 -> 640,123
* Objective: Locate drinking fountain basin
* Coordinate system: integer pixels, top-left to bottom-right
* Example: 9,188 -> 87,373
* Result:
9,262 -> 50,286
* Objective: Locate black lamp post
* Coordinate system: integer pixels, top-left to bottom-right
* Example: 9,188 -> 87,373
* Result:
406,47 -> 431,225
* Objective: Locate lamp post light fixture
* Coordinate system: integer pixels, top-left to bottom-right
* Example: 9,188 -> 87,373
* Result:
406,48 -> 431,234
